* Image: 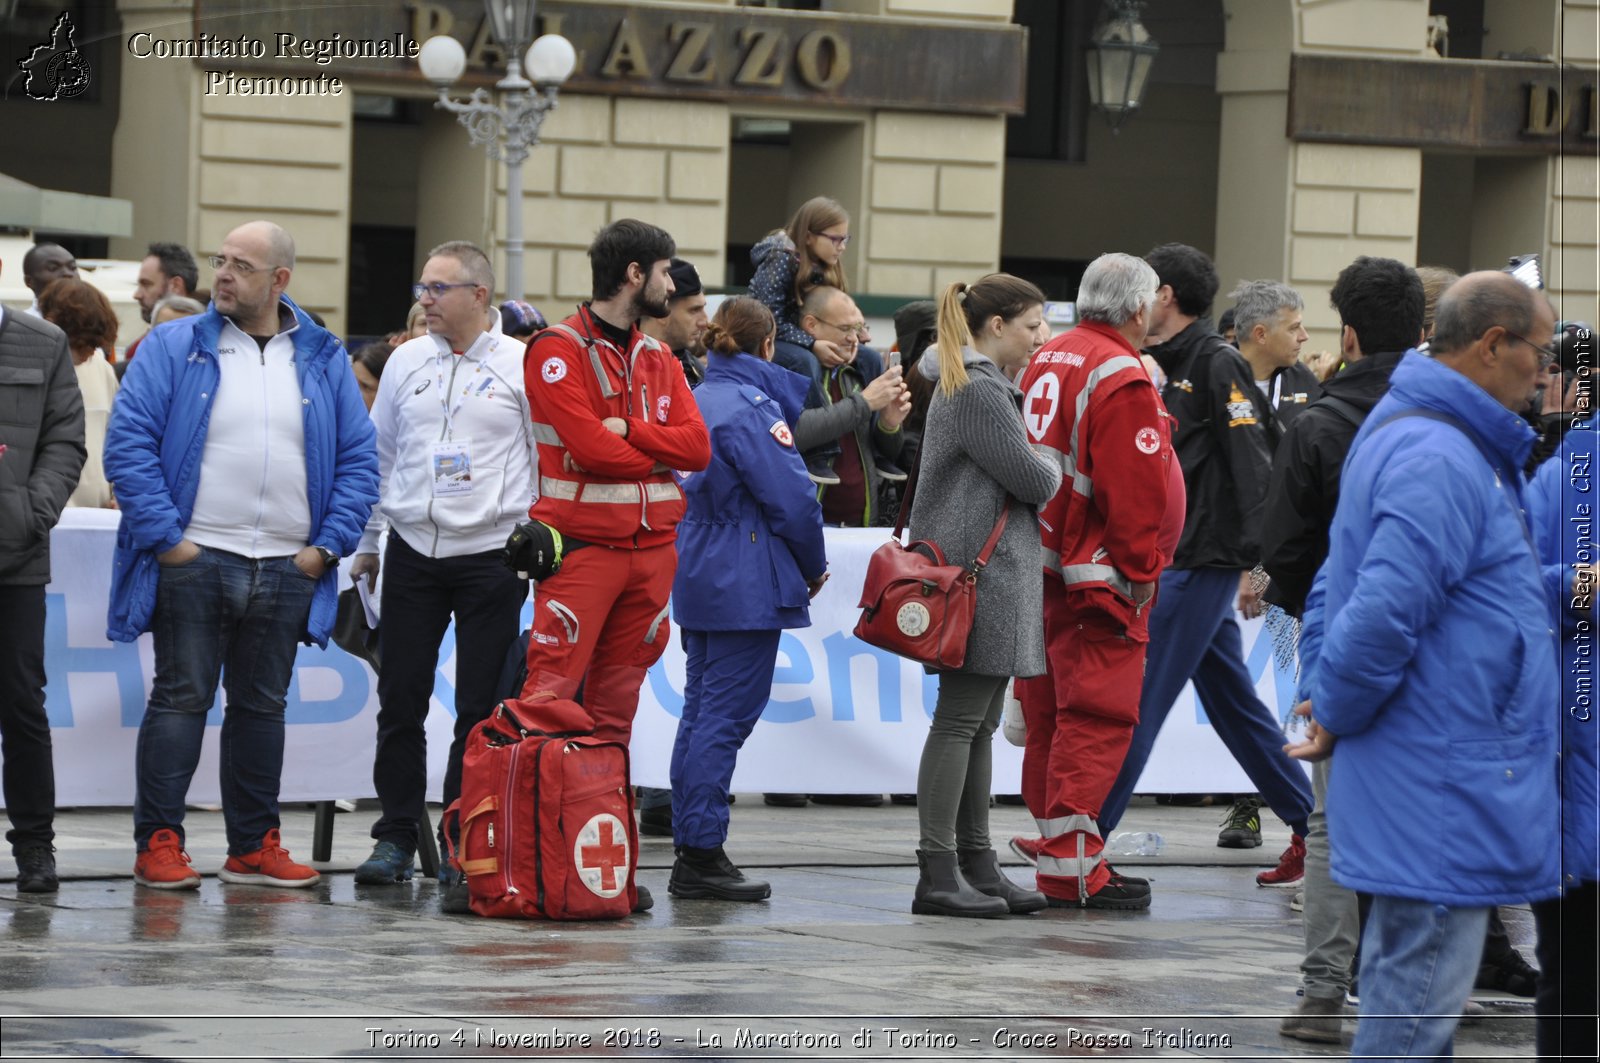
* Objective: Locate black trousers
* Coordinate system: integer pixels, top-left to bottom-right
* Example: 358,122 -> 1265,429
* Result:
1534,879 -> 1598,1062
0,584 -> 53,850
370,535 -> 527,850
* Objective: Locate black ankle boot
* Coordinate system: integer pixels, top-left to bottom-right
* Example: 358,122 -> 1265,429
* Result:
912,849 -> 1008,918
958,848 -> 1046,914
669,845 -> 771,901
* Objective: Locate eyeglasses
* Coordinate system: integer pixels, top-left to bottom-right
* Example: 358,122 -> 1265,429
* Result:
1502,328 -> 1558,368
816,317 -> 869,341
208,255 -> 281,276
411,281 -> 480,301
811,231 -> 849,250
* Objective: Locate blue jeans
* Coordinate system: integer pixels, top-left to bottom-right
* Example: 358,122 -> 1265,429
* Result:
1352,895 -> 1488,1061
134,546 -> 316,856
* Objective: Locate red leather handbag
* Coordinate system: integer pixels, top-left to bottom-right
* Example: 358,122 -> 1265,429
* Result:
854,461 -> 1010,670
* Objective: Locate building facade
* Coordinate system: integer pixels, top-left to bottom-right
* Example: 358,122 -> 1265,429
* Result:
0,0 -> 1594,347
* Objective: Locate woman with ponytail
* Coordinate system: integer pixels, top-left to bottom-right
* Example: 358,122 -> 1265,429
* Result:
667,295 -> 829,903
907,273 -> 1060,918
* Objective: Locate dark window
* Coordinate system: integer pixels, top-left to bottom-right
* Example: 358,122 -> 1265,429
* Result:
999,255 -> 1092,303
1428,0 -> 1485,59
347,225 -> 417,339
1006,0 -> 1096,163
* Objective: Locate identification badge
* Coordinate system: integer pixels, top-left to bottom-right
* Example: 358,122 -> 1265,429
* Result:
431,440 -> 474,496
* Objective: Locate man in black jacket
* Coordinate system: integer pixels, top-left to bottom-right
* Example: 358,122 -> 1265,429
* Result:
1228,279 -> 1322,442
1261,255 -> 1425,1043
0,262 -> 87,894
1262,257 -> 1424,618
1096,244 -> 1313,865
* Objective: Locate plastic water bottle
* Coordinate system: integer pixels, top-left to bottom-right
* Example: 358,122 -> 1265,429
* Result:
1104,831 -> 1164,857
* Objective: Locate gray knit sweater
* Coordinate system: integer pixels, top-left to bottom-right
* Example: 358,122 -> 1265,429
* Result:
907,351 -> 1058,677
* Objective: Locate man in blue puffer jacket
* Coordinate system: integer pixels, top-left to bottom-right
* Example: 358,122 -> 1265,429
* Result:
1526,372 -> 1599,1062
1289,271 -> 1561,1060
104,221 -> 378,891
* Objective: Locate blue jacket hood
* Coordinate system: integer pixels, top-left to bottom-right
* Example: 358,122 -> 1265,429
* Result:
1379,352 -> 1537,476
750,231 -> 794,271
702,351 -> 809,424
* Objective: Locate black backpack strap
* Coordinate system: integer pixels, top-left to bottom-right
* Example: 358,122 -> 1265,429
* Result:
1315,395 -> 1367,431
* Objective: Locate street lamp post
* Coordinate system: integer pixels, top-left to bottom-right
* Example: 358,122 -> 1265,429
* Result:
417,1 -> 576,301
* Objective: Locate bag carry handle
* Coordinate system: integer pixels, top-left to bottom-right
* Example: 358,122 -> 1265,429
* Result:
891,448 -> 1012,576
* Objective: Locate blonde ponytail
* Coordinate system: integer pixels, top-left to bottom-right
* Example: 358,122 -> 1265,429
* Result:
935,282 -> 974,397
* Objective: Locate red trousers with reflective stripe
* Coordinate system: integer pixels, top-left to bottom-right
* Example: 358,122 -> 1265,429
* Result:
509,543 -> 676,746
1016,579 -> 1147,900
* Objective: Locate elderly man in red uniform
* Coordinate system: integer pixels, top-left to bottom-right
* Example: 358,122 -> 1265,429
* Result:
1010,252 -> 1185,909
508,220 -> 711,903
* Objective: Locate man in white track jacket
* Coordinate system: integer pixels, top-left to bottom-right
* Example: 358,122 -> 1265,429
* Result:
349,240 -> 536,887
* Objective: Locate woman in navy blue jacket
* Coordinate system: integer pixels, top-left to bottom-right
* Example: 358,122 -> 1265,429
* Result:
669,296 -> 828,902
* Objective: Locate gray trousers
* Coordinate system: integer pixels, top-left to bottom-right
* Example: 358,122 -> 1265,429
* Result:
917,671 -> 1008,853
1302,756 -> 1361,999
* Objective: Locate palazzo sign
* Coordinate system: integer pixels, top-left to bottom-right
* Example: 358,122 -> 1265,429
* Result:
190,0 -> 1027,115
1289,54 -> 1598,153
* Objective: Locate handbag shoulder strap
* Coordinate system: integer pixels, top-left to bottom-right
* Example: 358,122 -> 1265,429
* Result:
972,497 -> 1012,572
892,447 -> 1013,569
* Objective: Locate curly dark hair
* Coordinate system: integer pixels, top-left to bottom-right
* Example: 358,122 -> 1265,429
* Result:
1330,257 -> 1424,355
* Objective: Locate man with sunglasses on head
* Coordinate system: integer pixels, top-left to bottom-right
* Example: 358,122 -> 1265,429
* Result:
105,220 -> 378,890
346,241 -> 535,890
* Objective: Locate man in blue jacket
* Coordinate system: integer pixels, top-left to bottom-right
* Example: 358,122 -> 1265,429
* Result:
1288,271 -> 1561,1059
1526,341 -> 1599,1061
104,220 -> 379,891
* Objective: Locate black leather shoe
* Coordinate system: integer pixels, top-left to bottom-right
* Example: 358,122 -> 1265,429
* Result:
1046,872 -> 1151,911
810,794 -> 884,807
1476,949 -> 1538,996
669,846 -> 770,901
632,883 -> 654,912
638,805 -> 673,837
15,845 -> 58,894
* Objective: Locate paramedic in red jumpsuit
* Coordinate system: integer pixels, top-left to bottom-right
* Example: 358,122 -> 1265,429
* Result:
1013,252 -> 1185,909
509,218 -> 711,756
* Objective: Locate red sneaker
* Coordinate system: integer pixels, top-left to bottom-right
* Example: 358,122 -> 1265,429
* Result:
1256,833 -> 1306,888
134,828 -> 202,890
1008,835 -> 1043,865
219,828 -> 321,888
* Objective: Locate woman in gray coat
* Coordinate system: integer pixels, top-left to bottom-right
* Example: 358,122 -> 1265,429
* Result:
907,273 -> 1059,918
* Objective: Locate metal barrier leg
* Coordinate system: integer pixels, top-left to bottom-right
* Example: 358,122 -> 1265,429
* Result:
417,806 -> 440,880
312,801 -> 335,863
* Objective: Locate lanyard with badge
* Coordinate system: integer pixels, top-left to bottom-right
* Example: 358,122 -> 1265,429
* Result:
430,339 -> 491,497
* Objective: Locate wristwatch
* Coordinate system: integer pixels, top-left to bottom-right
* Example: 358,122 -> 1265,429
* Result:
315,546 -> 340,569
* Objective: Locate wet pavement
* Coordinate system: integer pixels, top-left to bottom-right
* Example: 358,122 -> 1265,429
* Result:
1,797 -> 1539,1060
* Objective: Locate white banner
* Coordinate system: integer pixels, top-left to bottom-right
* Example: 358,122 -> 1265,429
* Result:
23,514 -> 1302,806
